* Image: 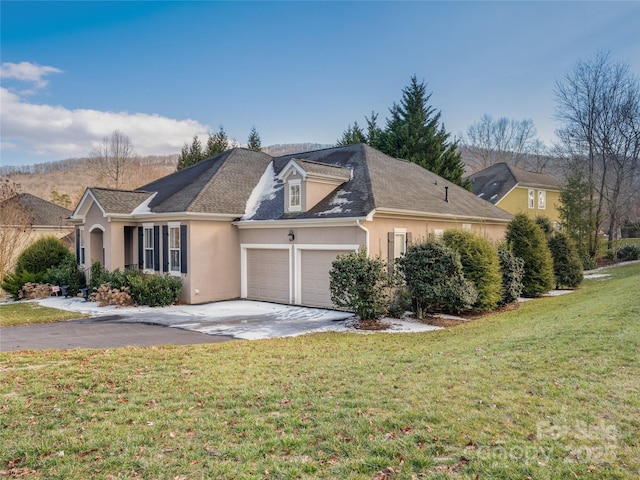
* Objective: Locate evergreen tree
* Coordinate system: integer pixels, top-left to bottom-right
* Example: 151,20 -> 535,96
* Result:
176,135 -> 205,171
548,231 -> 583,289
506,213 -> 555,297
337,76 -> 469,188
336,121 -> 367,146
205,126 -> 229,158
247,125 -> 262,151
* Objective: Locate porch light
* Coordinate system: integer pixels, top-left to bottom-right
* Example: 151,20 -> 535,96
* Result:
288,230 -> 295,242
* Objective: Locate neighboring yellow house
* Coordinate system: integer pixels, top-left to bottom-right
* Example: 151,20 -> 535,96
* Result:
468,163 -> 562,224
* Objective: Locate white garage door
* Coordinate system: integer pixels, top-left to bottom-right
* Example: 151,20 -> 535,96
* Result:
300,250 -> 353,308
246,249 -> 290,303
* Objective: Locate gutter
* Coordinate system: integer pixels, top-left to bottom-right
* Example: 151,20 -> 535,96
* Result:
356,219 -> 370,254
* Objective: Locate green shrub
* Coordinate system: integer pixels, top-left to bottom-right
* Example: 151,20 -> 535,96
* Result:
616,244 -> 640,261
506,214 -> 555,297
89,262 -> 110,291
329,250 -> 394,320
548,231 -> 583,289
1,270 -> 43,300
535,216 -> 554,239
127,273 -> 183,307
581,254 -> 597,271
443,230 -> 502,311
15,236 -> 70,275
497,247 -> 525,305
397,240 -> 477,317
43,253 -> 85,296
387,287 -> 412,319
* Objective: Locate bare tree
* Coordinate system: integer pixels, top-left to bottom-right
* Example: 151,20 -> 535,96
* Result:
555,52 -> 640,253
0,179 -> 33,281
90,130 -> 136,189
463,115 -> 547,171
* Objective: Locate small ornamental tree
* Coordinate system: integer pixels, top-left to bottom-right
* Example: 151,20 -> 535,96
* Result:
506,214 -> 555,297
442,230 -> 502,311
397,240 -> 477,317
548,231 -> 583,289
15,236 -> 70,276
329,249 -> 393,320
497,246 -> 525,305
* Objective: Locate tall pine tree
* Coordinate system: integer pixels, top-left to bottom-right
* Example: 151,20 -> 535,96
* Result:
205,126 -> 230,158
247,125 -> 262,151
336,76 -> 469,188
177,135 -> 205,171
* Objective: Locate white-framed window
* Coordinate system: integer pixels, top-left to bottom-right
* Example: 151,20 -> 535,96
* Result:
143,225 -> 154,270
528,189 -> 535,209
79,227 -> 85,264
538,190 -> 546,209
289,180 -> 301,211
462,223 -> 472,232
169,223 -> 180,274
433,229 -> 444,238
393,228 -> 407,259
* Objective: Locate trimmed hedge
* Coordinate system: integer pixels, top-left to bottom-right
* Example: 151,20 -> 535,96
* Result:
506,214 -> 555,297
443,230 -> 502,311
329,250 -> 394,320
497,247 -> 525,305
397,240 -> 477,316
548,231 -> 583,289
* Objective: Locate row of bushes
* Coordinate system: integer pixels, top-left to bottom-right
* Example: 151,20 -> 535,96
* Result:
1,236 -> 183,307
330,214 -> 585,320
1,237 -> 85,300
88,263 -> 183,307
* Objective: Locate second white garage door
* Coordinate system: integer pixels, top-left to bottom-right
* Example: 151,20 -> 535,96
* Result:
246,248 -> 290,304
300,250 -> 353,308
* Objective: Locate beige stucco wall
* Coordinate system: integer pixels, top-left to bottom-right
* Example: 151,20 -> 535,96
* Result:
497,186 -> 561,223
365,216 -> 508,263
184,220 -> 241,304
239,225 -> 365,246
306,182 -> 339,211
83,201 -> 109,269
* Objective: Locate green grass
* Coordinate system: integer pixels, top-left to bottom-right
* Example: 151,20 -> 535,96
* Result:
0,302 -> 87,327
1,264 -> 639,479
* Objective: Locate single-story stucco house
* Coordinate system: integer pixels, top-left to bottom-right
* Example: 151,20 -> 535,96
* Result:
69,144 -> 513,308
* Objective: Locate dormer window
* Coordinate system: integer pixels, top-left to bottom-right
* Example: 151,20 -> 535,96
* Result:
289,180 -> 301,211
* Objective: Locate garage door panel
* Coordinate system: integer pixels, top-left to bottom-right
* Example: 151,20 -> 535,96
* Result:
247,249 -> 290,303
301,250 -> 352,308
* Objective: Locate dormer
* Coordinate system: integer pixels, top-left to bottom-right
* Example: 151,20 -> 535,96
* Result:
279,159 -> 352,213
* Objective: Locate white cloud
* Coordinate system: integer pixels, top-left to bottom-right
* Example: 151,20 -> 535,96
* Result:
0,87 -> 210,163
0,61 -> 63,88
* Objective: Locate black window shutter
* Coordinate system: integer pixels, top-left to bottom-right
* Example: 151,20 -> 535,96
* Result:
162,226 -> 169,272
387,232 -> 394,273
138,227 -> 144,269
153,226 -> 160,271
180,225 -> 188,273
75,228 -> 80,263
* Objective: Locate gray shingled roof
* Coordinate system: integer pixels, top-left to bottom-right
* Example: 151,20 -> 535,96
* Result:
141,149 -> 272,214
293,159 -> 352,181
0,193 -> 72,226
89,188 -> 154,214
468,163 -> 561,205
246,144 -> 512,221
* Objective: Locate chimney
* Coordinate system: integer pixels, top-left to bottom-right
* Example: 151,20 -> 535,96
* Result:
445,186 -> 449,203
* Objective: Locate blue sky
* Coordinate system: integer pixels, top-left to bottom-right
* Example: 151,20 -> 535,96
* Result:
1,1 -> 639,167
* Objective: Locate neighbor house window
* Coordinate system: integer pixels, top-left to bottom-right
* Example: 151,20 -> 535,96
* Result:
144,226 -> 154,270
289,180 -> 301,211
538,190 -> 546,209
169,225 -> 180,273
528,189 -> 535,209
462,223 -> 472,232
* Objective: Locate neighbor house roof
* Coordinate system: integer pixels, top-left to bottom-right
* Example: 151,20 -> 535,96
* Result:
468,162 -> 561,205
0,193 -> 72,227
245,144 -> 513,221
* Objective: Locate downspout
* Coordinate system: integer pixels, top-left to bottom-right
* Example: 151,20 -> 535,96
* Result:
356,219 -> 370,254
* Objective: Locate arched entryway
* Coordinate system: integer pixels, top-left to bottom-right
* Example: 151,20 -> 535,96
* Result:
89,225 -> 105,266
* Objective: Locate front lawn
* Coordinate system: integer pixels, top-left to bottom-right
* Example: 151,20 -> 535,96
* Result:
0,302 -> 87,328
1,263 -> 639,479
